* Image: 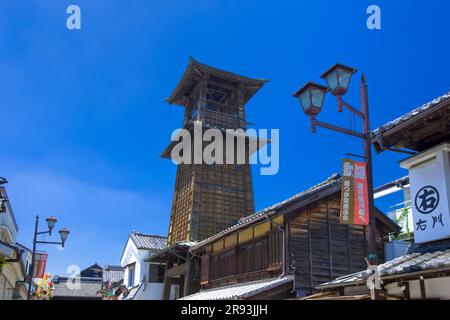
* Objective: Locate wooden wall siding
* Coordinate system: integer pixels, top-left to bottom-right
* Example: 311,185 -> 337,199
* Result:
246,281 -> 293,300
195,163 -> 254,241
167,164 -> 194,244
201,231 -> 283,289
167,162 -> 254,245
288,193 -> 383,295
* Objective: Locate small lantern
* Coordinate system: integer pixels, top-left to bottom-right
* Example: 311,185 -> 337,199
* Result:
293,82 -> 328,116
320,63 -> 357,96
46,217 -> 57,232
59,228 -> 70,246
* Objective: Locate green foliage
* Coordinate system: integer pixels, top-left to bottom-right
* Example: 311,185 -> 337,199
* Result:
395,206 -> 411,240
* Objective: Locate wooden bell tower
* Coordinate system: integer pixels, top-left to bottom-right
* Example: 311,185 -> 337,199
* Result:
162,58 -> 268,245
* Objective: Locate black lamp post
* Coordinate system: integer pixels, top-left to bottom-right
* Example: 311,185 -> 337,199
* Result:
293,63 -> 378,268
27,215 -> 70,300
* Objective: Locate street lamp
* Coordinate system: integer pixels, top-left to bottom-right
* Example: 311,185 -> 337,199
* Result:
293,62 -> 378,273
321,64 -> 358,112
320,63 -> 357,96
293,82 -> 328,116
59,228 -> 70,247
27,215 -> 70,300
46,216 -> 57,235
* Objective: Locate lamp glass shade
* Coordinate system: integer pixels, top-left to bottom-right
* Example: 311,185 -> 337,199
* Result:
46,217 -> 57,230
324,70 -> 338,93
293,82 -> 327,116
59,228 -> 70,242
321,63 -> 357,96
298,90 -> 311,111
311,88 -> 326,109
337,68 -> 352,92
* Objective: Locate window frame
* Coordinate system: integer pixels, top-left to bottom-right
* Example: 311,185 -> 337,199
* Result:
148,263 -> 165,283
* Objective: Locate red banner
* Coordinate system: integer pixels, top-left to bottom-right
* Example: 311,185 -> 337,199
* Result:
33,253 -> 48,279
340,158 -> 369,225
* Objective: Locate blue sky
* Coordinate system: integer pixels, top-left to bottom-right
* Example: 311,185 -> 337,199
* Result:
1,0 -> 449,275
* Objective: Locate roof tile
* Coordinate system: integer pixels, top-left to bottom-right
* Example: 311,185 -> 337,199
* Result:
130,232 -> 167,251
180,276 -> 293,300
372,90 -> 450,135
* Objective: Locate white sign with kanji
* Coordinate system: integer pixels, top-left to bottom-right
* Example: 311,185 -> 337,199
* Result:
401,142 -> 450,244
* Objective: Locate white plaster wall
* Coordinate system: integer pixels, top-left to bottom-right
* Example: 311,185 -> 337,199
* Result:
138,283 -> 164,300
406,277 -> 450,299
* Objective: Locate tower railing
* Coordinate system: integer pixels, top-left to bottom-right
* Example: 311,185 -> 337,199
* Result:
189,98 -> 254,129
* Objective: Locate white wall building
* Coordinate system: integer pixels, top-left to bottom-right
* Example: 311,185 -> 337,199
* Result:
0,182 -> 32,300
119,231 -> 166,300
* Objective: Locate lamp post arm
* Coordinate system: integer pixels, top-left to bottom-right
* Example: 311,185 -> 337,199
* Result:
35,241 -> 63,245
313,119 -> 367,139
36,230 -> 51,236
338,97 -> 364,118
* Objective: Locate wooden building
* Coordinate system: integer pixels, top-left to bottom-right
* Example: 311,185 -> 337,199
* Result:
162,57 -> 269,245
169,174 -> 400,299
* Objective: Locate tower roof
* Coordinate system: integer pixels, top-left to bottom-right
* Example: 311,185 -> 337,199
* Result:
166,57 -> 269,107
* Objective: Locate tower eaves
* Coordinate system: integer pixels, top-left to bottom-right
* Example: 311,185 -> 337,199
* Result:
166,57 -> 269,107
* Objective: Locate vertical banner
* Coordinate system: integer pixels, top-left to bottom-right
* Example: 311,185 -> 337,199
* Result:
33,253 -> 48,279
340,158 -> 370,225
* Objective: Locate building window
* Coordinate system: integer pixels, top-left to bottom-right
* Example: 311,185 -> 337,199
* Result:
148,264 -> 165,283
127,264 -> 135,287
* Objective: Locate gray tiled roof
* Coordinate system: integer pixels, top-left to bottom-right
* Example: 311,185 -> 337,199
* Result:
318,246 -> 450,289
130,232 -> 167,251
52,278 -> 102,298
180,276 -> 294,300
378,250 -> 450,275
372,90 -> 450,135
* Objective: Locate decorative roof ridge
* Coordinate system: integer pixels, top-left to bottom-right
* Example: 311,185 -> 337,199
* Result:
130,231 -> 167,239
188,56 -> 270,83
166,57 -> 269,107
